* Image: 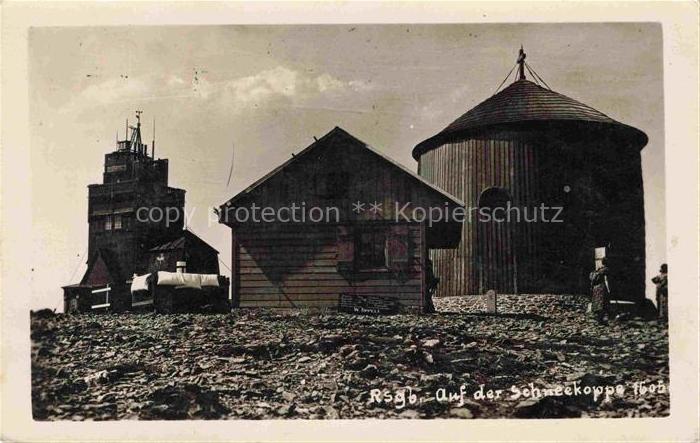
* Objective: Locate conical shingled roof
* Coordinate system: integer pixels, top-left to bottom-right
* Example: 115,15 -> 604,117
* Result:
413,79 -> 647,159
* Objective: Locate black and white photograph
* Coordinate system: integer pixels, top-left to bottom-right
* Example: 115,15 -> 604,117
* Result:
2,2 -> 698,442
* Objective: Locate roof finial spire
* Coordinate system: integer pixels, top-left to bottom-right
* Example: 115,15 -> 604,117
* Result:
152,117 -> 156,159
517,45 -> 526,81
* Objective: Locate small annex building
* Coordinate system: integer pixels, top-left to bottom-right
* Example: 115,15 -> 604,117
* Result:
218,127 -> 464,312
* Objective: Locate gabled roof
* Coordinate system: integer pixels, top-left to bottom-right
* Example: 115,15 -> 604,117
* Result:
413,79 -> 648,158
149,229 -> 219,254
219,126 -> 464,210
77,248 -> 123,286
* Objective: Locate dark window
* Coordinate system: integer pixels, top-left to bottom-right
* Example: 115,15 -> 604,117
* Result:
357,227 -> 387,269
478,187 -> 511,210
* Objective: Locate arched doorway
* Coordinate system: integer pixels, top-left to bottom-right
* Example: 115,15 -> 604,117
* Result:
477,187 -> 518,294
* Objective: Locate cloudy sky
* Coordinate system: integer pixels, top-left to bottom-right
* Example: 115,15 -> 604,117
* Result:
29,23 -> 664,310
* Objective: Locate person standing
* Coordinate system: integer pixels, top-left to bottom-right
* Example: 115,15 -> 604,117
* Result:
589,258 -> 611,324
424,257 -> 439,314
652,263 -> 668,322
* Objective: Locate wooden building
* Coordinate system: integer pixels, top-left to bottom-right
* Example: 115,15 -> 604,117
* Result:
413,48 -> 648,300
133,230 -> 229,313
146,230 -> 221,276
218,127 -> 463,312
62,113 -> 226,313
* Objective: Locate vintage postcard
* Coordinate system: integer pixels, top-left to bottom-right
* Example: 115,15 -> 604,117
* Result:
2,2 -> 698,442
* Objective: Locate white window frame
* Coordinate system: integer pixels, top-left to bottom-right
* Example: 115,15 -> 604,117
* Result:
113,214 -> 122,230
105,215 -> 112,231
91,285 -> 111,309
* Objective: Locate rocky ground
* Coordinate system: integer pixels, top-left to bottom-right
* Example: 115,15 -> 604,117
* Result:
31,295 -> 669,420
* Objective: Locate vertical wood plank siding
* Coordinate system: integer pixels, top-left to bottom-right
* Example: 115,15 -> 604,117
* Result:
412,80 -> 648,300
222,136 -> 461,228
418,137 -> 539,296
418,134 -> 646,300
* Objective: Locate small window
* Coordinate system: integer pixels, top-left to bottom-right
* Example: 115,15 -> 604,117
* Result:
91,286 -> 111,309
357,227 -> 387,270
105,215 -> 112,231
478,187 -> 511,211
113,215 -> 122,230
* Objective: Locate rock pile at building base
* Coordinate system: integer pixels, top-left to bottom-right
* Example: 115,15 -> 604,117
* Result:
31,295 -> 669,420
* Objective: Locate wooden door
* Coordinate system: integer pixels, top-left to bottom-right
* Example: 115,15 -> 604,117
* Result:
477,187 -> 518,294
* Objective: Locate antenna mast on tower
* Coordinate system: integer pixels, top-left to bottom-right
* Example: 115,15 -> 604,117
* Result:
129,110 -> 144,155
152,118 -> 156,159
